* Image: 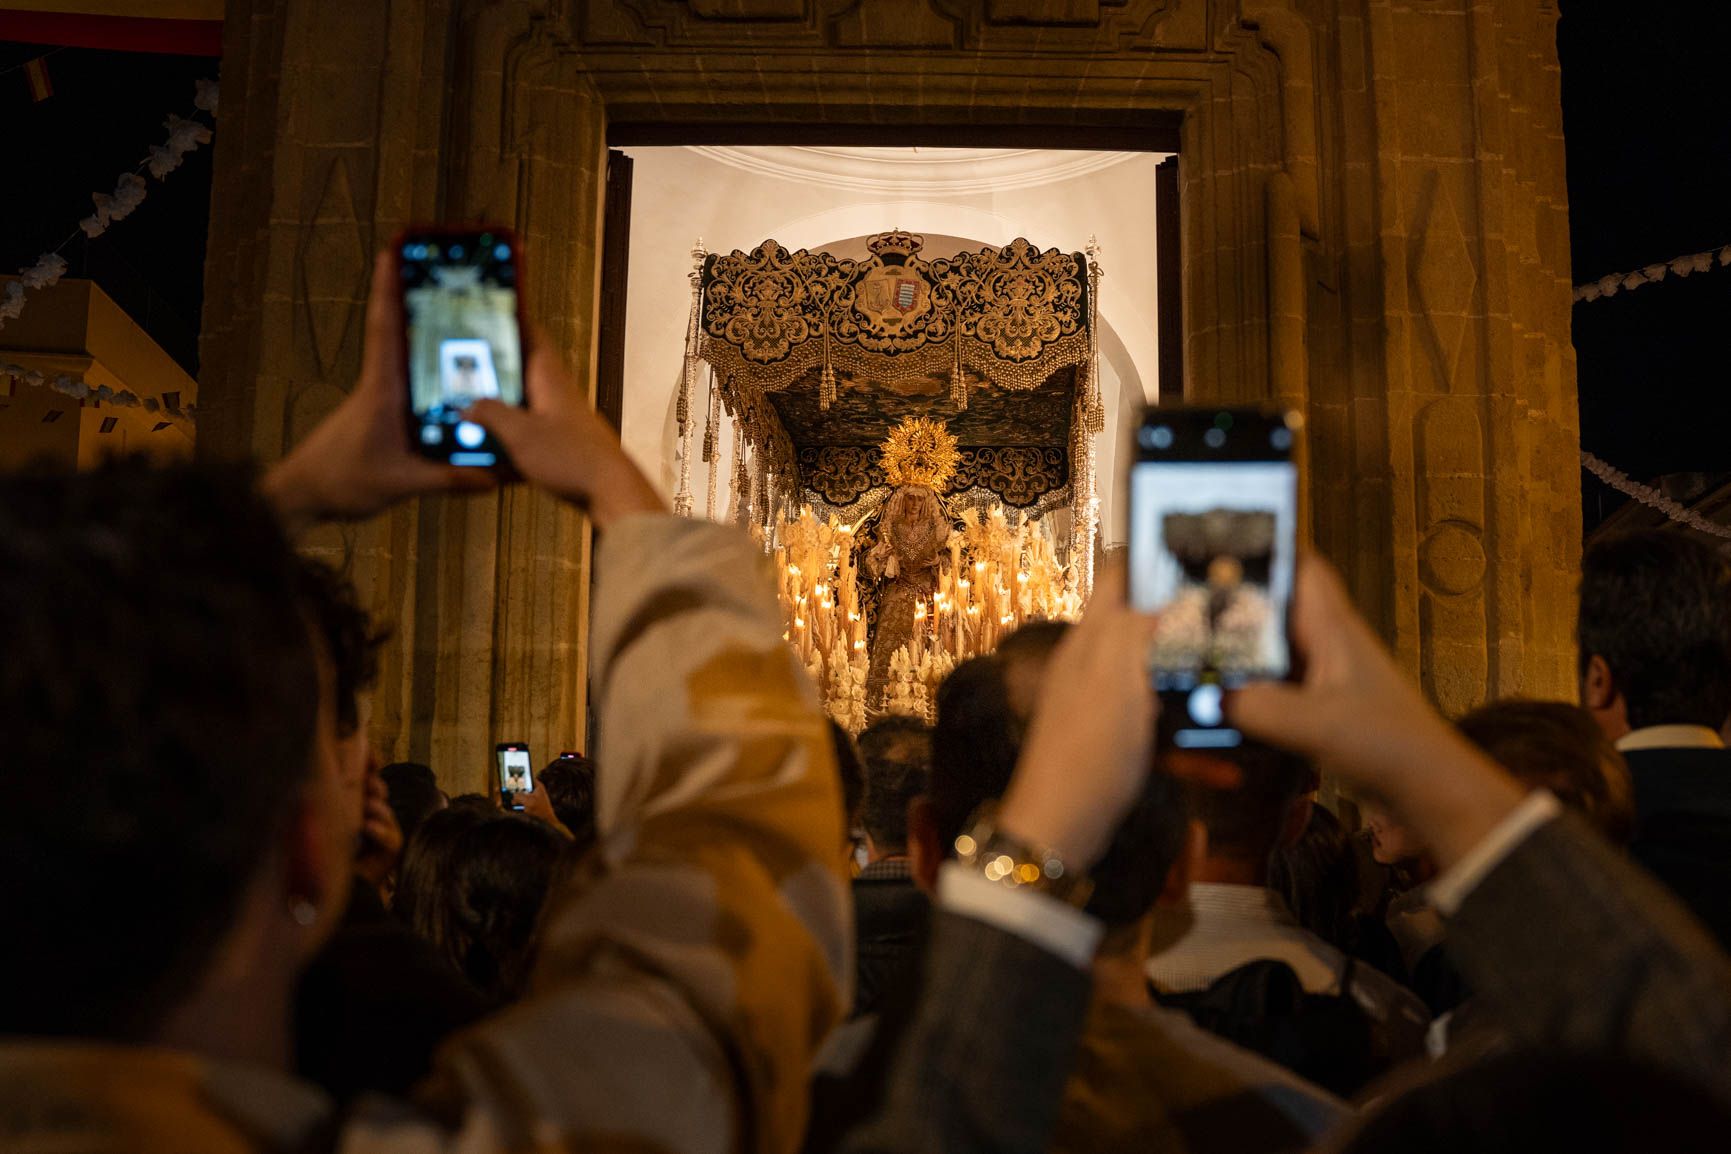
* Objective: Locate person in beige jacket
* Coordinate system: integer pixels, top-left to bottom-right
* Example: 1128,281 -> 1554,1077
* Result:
0,253 -> 848,1154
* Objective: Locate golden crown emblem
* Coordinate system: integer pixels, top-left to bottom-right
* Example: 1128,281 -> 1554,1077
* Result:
880,416 -> 960,490
867,230 -> 925,260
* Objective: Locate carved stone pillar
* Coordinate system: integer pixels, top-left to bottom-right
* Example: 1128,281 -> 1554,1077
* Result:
1338,0 -> 1578,711
200,0 -> 604,791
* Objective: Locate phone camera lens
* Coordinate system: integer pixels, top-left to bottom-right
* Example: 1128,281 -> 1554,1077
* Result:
494,244 -> 512,261
1271,427 -> 1293,450
1138,424 -> 1175,451
449,245 -> 465,260
1204,427 -> 1227,449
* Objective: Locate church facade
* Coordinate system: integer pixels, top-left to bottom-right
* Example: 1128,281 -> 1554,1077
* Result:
196,0 -> 1577,787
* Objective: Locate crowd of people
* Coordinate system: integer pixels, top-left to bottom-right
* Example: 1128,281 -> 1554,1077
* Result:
5,248 -> 1731,1153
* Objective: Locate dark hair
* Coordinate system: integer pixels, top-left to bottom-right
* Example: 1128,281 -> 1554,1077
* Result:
1085,774 -> 1189,928
1457,699 -> 1636,844
539,756 -> 597,852
293,557 -> 387,738
832,720 -> 866,830
0,459 -> 319,1038
1578,531 -> 1731,731
930,648 -> 1187,928
395,805 -> 492,959
1342,1051 -> 1731,1154
856,716 -> 932,853
1184,741 -> 1313,864
929,657 -> 1023,851
379,762 -> 444,846
1268,804 -> 1364,951
445,815 -> 568,1001
995,620 -> 1071,663
447,793 -> 499,815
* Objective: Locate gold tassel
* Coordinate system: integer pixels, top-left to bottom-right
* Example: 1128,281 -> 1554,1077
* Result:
820,363 -> 837,411
950,334 -> 967,410
820,325 -> 836,411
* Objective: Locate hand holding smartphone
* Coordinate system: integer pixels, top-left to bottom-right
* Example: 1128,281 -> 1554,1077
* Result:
398,228 -> 528,468
1128,407 -> 1300,750
496,741 -> 533,811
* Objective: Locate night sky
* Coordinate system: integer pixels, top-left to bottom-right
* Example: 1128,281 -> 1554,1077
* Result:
2,7 -> 1726,532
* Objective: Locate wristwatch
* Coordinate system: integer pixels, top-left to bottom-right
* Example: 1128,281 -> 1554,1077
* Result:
953,803 -> 1095,908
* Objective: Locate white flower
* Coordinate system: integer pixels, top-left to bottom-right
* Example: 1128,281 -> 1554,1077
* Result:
0,282 -> 25,324
81,173 -> 148,238
20,252 -> 67,290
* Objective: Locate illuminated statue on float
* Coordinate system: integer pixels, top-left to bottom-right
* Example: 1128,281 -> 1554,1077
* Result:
865,416 -> 960,706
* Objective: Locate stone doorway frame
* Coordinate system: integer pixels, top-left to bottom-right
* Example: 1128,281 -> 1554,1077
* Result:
200,0 -> 1579,785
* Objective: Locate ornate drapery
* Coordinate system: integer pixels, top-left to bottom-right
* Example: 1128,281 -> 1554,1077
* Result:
684,230 -> 1101,589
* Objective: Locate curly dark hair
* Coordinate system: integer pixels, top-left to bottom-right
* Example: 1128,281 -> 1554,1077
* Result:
0,458 -> 319,1038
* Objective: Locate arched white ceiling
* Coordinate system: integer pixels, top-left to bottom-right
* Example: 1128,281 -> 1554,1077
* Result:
688,146 -> 1150,195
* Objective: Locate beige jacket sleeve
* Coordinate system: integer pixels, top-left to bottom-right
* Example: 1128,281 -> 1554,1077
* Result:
414,515 -> 849,1154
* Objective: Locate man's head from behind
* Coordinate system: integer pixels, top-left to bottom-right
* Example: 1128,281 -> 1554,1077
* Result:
855,716 -> 931,861
1457,698 -> 1635,844
0,460 -> 324,1041
380,761 -> 445,847
1182,741 -> 1314,885
913,622 -> 1191,936
538,755 -> 597,852
1578,530 -> 1731,738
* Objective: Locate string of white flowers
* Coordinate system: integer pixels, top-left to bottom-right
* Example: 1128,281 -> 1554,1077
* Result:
0,358 -> 194,423
1573,241 -> 1731,303
1581,450 -> 1731,541
0,79 -> 217,331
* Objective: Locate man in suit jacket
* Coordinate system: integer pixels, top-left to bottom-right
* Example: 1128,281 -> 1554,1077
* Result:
1578,530 -> 1731,948
844,554 -> 1731,1154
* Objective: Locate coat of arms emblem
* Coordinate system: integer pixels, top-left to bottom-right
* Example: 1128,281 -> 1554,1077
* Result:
856,231 -> 932,334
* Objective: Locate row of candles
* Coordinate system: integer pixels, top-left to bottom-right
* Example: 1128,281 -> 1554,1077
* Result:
772,506 -> 1083,723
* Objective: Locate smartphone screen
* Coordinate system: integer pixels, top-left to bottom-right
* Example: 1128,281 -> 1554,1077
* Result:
496,743 -> 533,810
1129,408 -> 1298,748
400,229 -> 525,467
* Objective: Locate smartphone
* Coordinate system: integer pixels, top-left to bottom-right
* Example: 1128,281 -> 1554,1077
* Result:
398,227 -> 527,467
1128,407 -> 1299,750
496,742 -> 533,810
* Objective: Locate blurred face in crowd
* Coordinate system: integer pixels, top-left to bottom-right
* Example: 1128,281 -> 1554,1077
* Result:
1361,801 -> 1425,869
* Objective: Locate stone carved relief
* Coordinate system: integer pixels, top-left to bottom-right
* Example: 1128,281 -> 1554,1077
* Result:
1415,396 -> 1489,715
574,0 -> 1183,51
299,156 -> 368,381
1407,167 -> 1478,393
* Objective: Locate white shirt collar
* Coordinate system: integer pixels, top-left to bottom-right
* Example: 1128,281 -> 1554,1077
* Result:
1615,724 -> 1727,752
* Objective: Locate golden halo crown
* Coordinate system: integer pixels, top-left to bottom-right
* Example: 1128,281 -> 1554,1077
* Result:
880,416 -> 960,490
867,230 -> 924,260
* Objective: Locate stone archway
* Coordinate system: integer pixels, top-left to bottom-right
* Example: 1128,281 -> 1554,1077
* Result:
198,0 -> 1579,787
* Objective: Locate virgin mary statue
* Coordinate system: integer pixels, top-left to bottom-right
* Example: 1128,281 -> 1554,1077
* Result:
866,416 -> 959,706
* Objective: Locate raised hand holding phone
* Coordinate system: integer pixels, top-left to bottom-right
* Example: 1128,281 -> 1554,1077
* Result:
263,250 -> 496,536
399,229 -> 528,469
496,742 -> 533,811
1128,407 -> 1299,750
264,233 -> 664,536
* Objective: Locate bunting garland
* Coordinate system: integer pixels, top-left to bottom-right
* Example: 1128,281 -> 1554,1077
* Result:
1573,241 -> 1731,303
0,358 -> 194,424
1581,450 -> 1731,541
1,79 -> 217,332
